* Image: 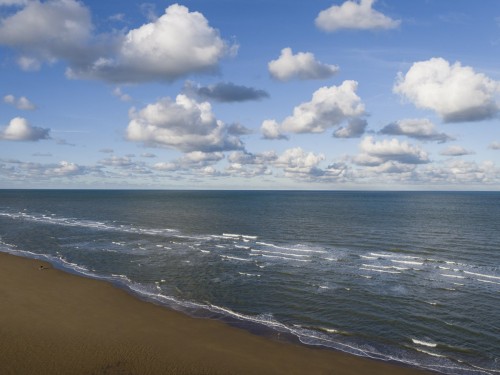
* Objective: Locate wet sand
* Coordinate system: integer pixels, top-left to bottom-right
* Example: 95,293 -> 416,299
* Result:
0,252 -> 432,374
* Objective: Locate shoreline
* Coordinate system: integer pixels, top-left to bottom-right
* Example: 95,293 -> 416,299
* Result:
0,251 -> 432,374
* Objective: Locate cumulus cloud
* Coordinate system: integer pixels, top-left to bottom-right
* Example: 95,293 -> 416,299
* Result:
184,81 -> 269,102
261,120 -> 288,140
354,136 -> 430,166
0,117 -> 50,141
0,0 -> 93,70
394,58 -> 500,122
0,0 -> 29,6
153,152 -> 226,175
334,118 -> 368,138
268,47 -> 339,81
126,94 -> 243,153
379,118 -> 454,143
0,159 -> 91,181
68,4 -> 233,83
4,94 -> 36,110
488,141 -> 500,150
262,81 -> 366,139
0,2 -> 233,83
439,145 -> 474,156
227,123 -> 252,136
274,147 -> 326,178
315,0 -> 400,32
420,160 -> 499,185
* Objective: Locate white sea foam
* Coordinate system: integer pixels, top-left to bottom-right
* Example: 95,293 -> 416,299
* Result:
200,250 -> 210,253
256,242 -> 326,254
412,338 -> 437,348
257,254 -> 311,262
464,271 -> 500,280
238,272 -> 260,277
477,279 -> 500,286
360,255 -> 377,259
219,255 -> 251,262
235,245 -> 251,250
391,260 -> 423,266
414,348 -> 445,358
441,274 -> 465,279
251,249 -> 309,258
359,267 -> 401,274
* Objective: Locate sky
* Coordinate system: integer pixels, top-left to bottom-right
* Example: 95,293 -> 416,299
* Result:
1,0 -> 499,190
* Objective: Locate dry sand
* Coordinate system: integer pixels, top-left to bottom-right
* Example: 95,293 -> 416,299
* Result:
0,252 -> 432,374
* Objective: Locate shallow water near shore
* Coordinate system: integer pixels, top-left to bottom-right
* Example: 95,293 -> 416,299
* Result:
0,190 -> 499,374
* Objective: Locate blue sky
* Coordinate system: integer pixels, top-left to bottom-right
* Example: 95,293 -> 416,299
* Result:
1,0 -> 499,189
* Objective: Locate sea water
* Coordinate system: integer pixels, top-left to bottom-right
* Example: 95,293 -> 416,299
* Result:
0,190 -> 499,374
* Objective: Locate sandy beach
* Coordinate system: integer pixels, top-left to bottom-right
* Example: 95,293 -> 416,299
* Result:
0,252 -> 432,375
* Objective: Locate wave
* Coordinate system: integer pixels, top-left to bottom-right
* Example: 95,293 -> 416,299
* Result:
412,338 -> 437,348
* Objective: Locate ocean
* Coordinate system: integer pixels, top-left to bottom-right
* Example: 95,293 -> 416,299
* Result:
0,190 -> 499,374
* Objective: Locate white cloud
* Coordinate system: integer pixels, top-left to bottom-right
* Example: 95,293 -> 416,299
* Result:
0,0 -> 28,6
261,120 -> 287,140
3,94 -> 36,110
268,48 -> 339,81
0,0 -> 92,70
334,118 -> 368,138
394,58 -> 500,122
354,136 -> 430,166
68,4 -> 233,83
420,160 -> 499,185
440,145 -> 474,156
0,117 -> 50,141
99,156 -> 135,167
267,80 -> 366,136
274,147 -> 326,178
0,2 -> 233,83
50,161 -> 85,177
489,141 -> 500,150
315,0 -> 400,32
379,118 -> 453,143
126,94 -> 243,153
112,87 -> 132,102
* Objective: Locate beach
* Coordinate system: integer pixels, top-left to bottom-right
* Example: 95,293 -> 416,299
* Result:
0,252 -> 431,375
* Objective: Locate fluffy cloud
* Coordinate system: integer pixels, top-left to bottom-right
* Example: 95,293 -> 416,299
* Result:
379,118 -> 453,143
68,4 -> 232,83
274,147 -> 326,178
155,151 -> 225,172
268,48 -> 339,81
420,160 -> 499,185
3,94 -> 36,110
0,117 -> 50,141
0,159 -> 91,181
184,81 -> 269,102
334,118 -> 368,138
394,58 -> 500,122
126,94 -> 243,153
0,0 -> 29,6
263,81 -> 366,138
489,142 -> 500,150
440,145 -> 474,156
0,0 -> 92,70
0,2 -> 232,82
354,136 -> 430,166
315,0 -> 400,32
261,120 -> 288,140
